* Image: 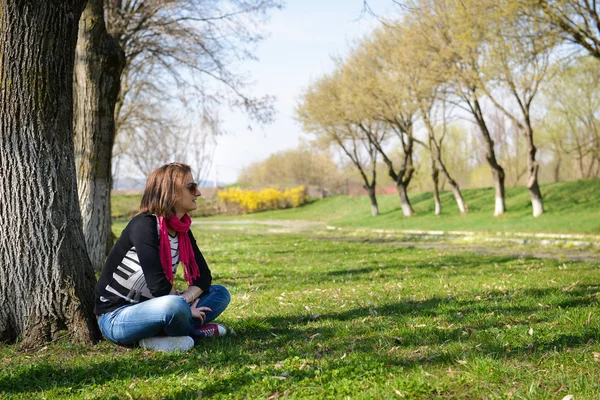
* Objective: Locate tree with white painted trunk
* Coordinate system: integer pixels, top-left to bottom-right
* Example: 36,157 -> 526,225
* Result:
340,38 -> 418,217
297,71 -> 384,216
408,0 -> 508,215
476,0 -> 557,217
381,21 -> 468,215
0,0 -> 100,347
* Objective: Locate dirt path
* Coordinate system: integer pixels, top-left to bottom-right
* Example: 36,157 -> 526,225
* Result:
195,219 -> 600,262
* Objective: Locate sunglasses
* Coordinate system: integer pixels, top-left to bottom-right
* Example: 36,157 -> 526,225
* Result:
185,182 -> 199,194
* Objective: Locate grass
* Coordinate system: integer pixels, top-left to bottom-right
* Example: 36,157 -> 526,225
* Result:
200,179 -> 600,235
1,224 -> 599,399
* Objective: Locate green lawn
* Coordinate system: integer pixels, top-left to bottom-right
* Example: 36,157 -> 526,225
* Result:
1,226 -> 598,399
201,179 -> 600,234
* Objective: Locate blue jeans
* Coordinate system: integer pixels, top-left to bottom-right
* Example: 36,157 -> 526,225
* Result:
97,285 -> 230,345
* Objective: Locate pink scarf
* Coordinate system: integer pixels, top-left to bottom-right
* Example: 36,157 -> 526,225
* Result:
157,214 -> 200,285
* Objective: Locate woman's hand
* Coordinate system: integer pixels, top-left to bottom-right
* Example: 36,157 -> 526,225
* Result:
178,290 -> 193,304
190,299 -> 212,325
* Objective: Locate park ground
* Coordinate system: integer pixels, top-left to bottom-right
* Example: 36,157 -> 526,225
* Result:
0,180 -> 599,399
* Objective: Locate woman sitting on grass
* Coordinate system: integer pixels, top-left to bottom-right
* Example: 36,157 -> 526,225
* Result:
95,162 -> 230,352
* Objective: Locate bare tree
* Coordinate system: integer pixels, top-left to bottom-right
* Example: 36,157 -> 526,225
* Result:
107,0 -> 280,139
117,108 -> 216,182
0,0 -> 100,347
74,0 -> 281,269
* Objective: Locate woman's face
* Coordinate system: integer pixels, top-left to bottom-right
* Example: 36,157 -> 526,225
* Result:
174,172 -> 201,217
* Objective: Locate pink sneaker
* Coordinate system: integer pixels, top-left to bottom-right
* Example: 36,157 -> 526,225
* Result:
195,323 -> 227,338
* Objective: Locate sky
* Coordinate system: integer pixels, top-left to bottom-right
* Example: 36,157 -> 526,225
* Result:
211,0 -> 398,184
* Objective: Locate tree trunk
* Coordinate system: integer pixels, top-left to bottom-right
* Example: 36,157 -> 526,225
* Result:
74,0 -> 125,271
525,129 -> 544,217
0,0 -> 100,347
431,160 -> 442,216
366,186 -> 379,216
424,117 -> 466,215
476,120 -> 506,216
553,152 -> 561,182
396,182 -> 414,217
491,167 -> 506,216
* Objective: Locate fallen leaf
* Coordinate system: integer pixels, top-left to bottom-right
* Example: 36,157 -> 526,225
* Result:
562,395 -> 574,400
419,365 -> 437,377
562,280 -> 580,292
593,352 -> 600,363
528,327 -> 534,336
457,360 -> 468,365
299,360 -> 310,370
393,387 -> 405,397
552,385 -> 565,395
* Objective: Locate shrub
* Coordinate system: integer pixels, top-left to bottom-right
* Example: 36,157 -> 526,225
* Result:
218,186 -> 307,214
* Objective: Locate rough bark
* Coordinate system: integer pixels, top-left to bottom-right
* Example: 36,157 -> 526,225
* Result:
0,0 -> 100,347
74,0 -> 125,271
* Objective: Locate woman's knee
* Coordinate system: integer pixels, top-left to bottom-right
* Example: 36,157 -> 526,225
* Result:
210,285 -> 231,306
153,295 -> 191,320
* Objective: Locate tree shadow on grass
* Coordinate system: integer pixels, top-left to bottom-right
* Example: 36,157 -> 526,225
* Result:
1,285 -> 597,397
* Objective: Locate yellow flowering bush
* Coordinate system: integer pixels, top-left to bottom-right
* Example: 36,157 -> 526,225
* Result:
283,186 -> 306,208
218,186 -> 306,214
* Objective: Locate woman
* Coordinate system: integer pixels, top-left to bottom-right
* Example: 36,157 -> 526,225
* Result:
95,163 -> 230,352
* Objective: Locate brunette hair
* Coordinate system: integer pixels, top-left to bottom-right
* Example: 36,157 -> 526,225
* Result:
140,163 -> 192,219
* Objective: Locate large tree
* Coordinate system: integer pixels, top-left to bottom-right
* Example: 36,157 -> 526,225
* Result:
0,0 -> 100,347
74,0 -> 125,271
